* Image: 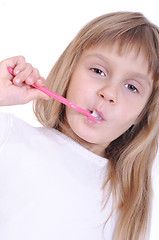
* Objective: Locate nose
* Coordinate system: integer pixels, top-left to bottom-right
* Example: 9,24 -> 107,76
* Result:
97,85 -> 117,104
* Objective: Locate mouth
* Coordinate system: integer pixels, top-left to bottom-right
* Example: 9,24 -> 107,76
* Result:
89,109 -> 103,121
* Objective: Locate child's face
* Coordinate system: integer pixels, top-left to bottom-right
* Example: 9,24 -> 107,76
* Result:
66,44 -> 153,156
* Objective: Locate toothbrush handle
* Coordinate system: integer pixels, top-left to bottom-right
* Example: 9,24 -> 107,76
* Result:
7,67 -> 95,119
31,83 -> 93,118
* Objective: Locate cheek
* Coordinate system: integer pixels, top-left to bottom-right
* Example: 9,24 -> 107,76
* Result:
67,67 -> 93,99
118,109 -> 143,135
67,79 -> 90,105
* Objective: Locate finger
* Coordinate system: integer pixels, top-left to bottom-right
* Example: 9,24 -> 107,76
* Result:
5,56 -> 26,74
34,77 -> 46,87
12,63 -> 33,86
24,68 -> 43,86
0,56 -> 27,82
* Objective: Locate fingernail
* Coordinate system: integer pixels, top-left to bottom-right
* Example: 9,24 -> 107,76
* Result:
27,78 -> 34,85
15,70 -> 20,75
35,79 -> 44,87
15,78 -> 21,84
37,79 -> 43,85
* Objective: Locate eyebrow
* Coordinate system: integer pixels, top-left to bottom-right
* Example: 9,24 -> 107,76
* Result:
85,53 -> 108,63
130,73 -> 152,86
85,53 -> 152,86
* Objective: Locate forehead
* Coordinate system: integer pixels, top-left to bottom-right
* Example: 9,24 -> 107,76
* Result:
82,42 -> 149,68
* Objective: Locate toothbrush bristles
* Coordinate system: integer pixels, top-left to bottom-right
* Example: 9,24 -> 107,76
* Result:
96,115 -> 102,120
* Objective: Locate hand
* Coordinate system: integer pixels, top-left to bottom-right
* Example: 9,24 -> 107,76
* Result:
0,56 -> 49,106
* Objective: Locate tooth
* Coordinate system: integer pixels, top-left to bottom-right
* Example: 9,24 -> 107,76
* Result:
91,110 -> 102,120
91,110 -> 96,117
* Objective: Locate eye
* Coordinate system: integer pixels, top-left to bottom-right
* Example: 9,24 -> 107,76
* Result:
125,84 -> 138,93
91,68 -> 105,77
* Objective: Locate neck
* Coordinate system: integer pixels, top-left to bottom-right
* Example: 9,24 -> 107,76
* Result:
61,124 -> 106,157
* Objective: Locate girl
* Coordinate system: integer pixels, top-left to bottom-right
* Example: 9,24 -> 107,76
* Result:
0,11 -> 159,240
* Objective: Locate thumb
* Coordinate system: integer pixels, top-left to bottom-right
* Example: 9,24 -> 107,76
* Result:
0,61 -> 13,80
24,88 -> 50,103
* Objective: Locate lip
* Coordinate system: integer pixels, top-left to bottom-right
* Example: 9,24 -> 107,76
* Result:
86,117 -> 102,125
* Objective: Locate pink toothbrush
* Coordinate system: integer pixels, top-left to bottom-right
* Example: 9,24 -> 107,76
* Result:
8,67 -> 100,122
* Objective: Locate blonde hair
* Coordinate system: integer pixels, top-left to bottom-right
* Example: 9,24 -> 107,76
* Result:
34,12 -> 159,239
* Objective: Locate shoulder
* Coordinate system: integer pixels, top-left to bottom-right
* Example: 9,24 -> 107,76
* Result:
0,112 -> 85,160
0,112 -> 60,155
0,112 -> 38,145
0,112 -> 15,150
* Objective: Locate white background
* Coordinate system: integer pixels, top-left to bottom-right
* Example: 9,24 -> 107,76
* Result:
0,0 -> 158,126
0,1 -> 159,238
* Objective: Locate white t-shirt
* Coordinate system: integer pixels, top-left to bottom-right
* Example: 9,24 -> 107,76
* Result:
0,113 -> 158,239
0,113 -> 117,240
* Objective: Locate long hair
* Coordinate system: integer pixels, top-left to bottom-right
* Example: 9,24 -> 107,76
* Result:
34,12 -> 159,239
